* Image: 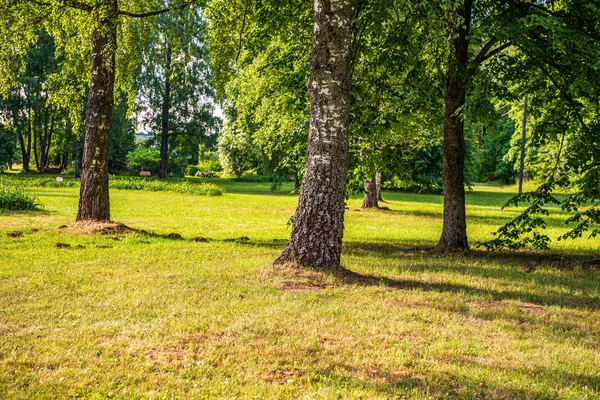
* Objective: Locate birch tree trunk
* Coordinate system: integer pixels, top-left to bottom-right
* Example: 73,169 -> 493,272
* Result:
274,0 -> 353,269
438,0 -> 471,250
76,0 -> 117,221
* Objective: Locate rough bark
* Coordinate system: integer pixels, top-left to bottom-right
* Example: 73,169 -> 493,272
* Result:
362,174 -> 379,209
158,43 -> 172,179
76,0 -> 117,221
438,0 -> 472,250
518,95 -> 528,194
274,0 -> 353,269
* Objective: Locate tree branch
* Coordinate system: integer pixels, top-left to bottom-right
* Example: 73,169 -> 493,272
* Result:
471,36 -> 497,67
118,1 -> 194,18
468,41 -> 512,76
521,2 -> 561,17
235,0 -> 250,64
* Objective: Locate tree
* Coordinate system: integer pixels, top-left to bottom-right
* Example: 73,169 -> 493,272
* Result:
1,0 -> 195,222
432,0 -> 600,250
273,0 -> 353,268
137,3 -> 216,179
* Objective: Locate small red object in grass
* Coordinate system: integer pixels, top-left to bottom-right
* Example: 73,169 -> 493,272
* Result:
140,171 -> 151,177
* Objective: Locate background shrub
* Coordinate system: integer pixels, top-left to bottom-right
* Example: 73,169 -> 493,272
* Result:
0,178 -> 39,210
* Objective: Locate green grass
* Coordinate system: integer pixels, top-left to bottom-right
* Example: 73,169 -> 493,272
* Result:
1,180 -> 599,399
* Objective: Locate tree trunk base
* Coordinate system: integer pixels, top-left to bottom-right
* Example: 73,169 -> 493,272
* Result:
273,244 -> 296,266
437,236 -> 469,252
361,177 -> 379,209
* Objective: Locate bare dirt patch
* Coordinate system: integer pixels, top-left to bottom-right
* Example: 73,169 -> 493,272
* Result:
518,303 -> 548,315
260,263 -> 333,292
58,221 -> 131,236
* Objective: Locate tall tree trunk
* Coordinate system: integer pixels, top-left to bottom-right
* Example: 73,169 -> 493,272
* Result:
376,172 -> 383,202
40,108 -> 53,172
11,94 -> 30,173
158,43 -> 172,179
23,102 -> 33,172
438,0 -> 472,250
518,95 -> 528,194
76,0 -> 117,222
274,0 -> 353,269
33,111 -> 40,171
362,174 -> 379,209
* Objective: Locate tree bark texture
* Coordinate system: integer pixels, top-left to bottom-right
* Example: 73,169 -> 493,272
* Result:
158,44 -> 172,179
76,0 -> 117,221
439,0 -> 472,250
274,0 -> 353,269
362,175 -> 379,208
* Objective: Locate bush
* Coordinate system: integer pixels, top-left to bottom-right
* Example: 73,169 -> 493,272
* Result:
0,175 -> 224,196
3,176 -> 79,188
0,178 -> 39,210
186,164 -> 201,176
126,148 -> 161,174
185,159 -> 223,176
109,176 -> 224,196
233,174 -> 285,183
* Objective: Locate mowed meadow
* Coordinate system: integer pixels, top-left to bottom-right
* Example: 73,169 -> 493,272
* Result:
1,179 -> 599,399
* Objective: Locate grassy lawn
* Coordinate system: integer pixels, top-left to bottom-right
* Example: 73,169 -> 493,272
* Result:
1,180 -> 599,399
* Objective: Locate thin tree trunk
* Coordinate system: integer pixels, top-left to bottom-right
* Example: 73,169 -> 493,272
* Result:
33,111 -> 40,171
158,43 -> 172,179
11,93 -> 30,173
24,101 -> 32,172
40,108 -> 54,172
438,0 -> 472,250
362,174 -> 379,209
74,136 -> 82,178
518,95 -> 528,194
376,172 -> 383,202
274,0 -> 353,269
76,0 -> 117,221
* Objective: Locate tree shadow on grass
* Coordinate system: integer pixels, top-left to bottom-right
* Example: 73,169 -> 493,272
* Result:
364,206 -> 576,227
0,208 -> 54,217
344,240 -> 599,269
318,266 -> 600,311
308,362 -> 578,399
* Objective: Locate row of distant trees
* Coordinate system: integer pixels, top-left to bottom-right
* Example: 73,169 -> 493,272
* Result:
0,1 -> 220,179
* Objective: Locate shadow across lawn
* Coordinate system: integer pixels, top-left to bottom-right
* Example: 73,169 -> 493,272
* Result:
319,266 -> 600,311
300,360 -> 592,399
